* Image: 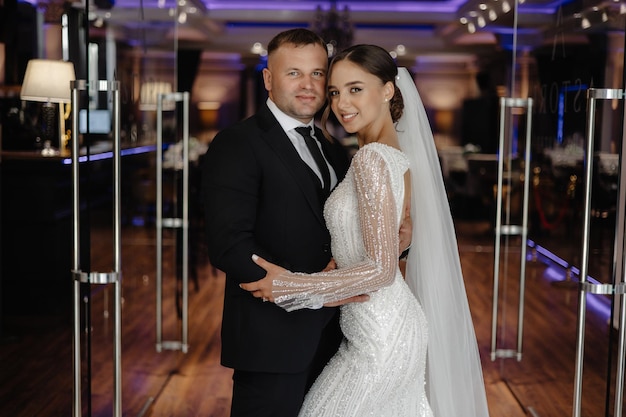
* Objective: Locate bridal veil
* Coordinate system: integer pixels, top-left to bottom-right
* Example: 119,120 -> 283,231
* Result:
396,67 -> 491,417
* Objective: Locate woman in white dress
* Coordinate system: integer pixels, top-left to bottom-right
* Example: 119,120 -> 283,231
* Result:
241,44 -> 490,417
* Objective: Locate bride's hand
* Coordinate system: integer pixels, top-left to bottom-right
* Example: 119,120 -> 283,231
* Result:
239,254 -> 286,303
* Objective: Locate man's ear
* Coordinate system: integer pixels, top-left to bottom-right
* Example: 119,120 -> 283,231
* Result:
262,68 -> 272,93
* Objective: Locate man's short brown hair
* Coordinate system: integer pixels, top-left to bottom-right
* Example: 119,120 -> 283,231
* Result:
267,28 -> 327,56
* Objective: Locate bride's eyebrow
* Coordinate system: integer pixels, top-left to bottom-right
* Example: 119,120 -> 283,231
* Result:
327,81 -> 364,90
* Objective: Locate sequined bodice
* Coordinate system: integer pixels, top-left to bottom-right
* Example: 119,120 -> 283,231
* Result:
324,143 -> 408,271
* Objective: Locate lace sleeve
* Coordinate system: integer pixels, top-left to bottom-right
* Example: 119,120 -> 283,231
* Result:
272,147 -> 401,311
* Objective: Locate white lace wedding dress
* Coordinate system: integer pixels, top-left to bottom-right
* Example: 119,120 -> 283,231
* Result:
272,142 -> 434,417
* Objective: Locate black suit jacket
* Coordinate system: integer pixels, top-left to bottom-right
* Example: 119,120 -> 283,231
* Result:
201,103 -> 350,373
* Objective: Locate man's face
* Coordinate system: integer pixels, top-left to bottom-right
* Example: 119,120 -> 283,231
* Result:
262,43 -> 328,124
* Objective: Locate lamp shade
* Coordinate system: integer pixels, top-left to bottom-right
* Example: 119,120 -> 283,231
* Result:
20,59 -> 76,103
140,81 -> 174,110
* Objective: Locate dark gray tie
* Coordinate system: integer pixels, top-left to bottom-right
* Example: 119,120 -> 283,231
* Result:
295,126 -> 331,195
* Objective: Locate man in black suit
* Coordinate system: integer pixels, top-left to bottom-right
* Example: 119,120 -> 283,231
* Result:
201,29 -> 354,417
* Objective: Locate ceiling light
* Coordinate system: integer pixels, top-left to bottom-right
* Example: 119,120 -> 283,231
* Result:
251,42 -> 265,54
488,9 -> 497,21
479,3 -> 487,10
581,17 -> 590,28
477,16 -> 486,27
502,1 -> 511,13
468,22 -> 476,33
460,17 -> 468,24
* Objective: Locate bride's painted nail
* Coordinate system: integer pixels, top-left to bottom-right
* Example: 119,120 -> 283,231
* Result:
252,254 -> 259,261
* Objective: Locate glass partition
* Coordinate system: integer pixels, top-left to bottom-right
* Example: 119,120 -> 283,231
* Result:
75,2 -> 182,415
492,0 -> 626,415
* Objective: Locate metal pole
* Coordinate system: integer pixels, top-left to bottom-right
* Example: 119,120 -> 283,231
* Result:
572,88 -> 624,417
155,92 -> 190,353
111,81 -> 122,417
516,98 -> 533,360
181,92 -> 190,351
71,81 -> 82,417
71,80 -> 123,417
155,92 -> 164,352
491,97 -> 533,361
571,90 -> 596,417
490,97 -> 507,361
614,89 -> 626,417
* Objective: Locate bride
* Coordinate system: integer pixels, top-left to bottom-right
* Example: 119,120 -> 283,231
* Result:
241,44 -> 490,417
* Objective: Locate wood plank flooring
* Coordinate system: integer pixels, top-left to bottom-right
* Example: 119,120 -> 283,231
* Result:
0,217 -> 619,417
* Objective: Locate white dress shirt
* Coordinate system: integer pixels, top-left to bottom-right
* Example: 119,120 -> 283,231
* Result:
266,98 -> 338,190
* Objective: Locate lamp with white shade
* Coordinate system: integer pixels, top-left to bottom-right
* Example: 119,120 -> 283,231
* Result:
139,81 -> 175,111
20,59 -> 76,155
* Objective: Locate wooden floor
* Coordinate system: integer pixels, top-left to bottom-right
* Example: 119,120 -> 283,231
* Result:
0,216 -> 620,416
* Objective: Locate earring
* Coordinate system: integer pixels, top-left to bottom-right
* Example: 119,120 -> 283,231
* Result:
384,98 -> 389,102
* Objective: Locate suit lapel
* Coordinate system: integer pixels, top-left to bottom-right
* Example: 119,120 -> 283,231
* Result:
257,105 -> 326,225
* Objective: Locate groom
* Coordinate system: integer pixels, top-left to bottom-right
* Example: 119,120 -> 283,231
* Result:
201,29 -> 353,417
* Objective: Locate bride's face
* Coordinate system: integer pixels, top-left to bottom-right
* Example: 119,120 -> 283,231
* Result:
327,60 -> 393,137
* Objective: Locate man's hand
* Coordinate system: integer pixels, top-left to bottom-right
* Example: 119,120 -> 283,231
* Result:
239,254 -> 286,303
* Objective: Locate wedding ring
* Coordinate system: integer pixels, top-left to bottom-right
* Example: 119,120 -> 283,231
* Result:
262,297 -> 268,302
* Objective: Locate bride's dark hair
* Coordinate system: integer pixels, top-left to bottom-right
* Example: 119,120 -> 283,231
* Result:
321,44 -> 404,140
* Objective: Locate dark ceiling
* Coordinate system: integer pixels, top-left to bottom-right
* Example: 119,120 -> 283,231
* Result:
43,0 -> 626,65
